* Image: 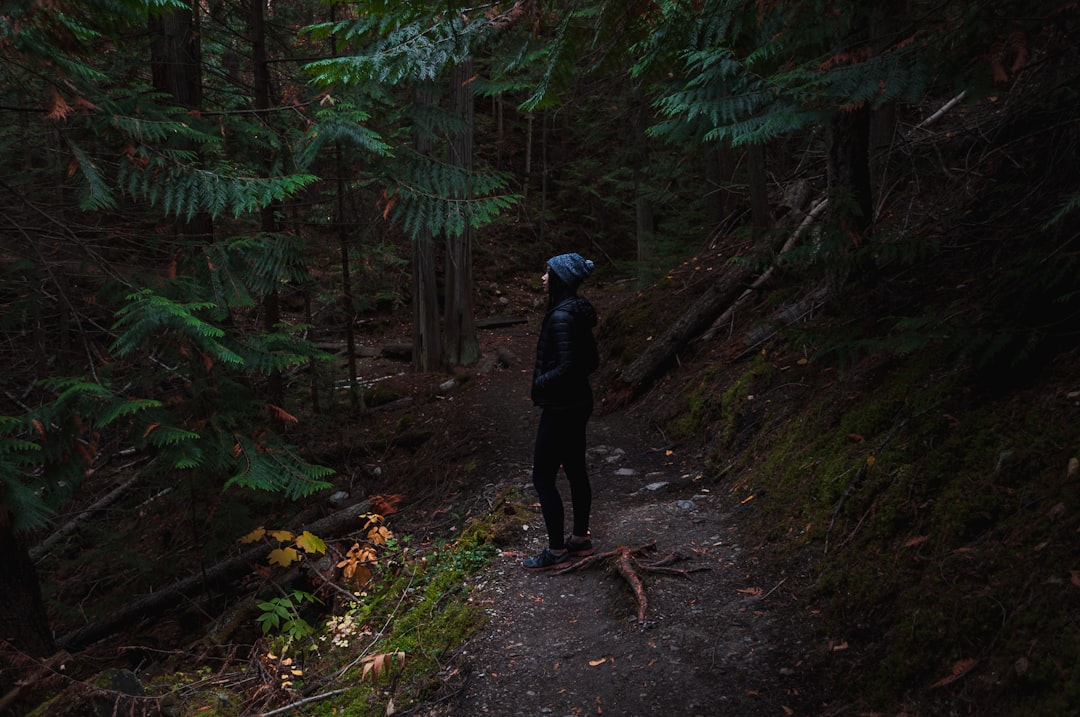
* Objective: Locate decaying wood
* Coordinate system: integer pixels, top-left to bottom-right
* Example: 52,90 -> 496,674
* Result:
0,649 -> 70,714
475,315 -> 527,329
607,189 -> 818,407
31,467 -> 147,562
605,249 -> 782,407
55,500 -> 370,652
701,198 -> 830,344
554,542 -> 707,622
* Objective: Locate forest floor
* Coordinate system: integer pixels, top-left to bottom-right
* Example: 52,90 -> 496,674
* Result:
24,270 -> 843,717
374,288 -> 834,717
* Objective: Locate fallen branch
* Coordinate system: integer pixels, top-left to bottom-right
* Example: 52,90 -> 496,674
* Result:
55,500 -> 371,652
31,461 -> 149,561
616,549 -> 648,621
606,187 -> 816,406
554,543 -> 708,622
701,198 -> 830,344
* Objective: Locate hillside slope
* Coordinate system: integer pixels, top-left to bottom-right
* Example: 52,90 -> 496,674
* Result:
589,53 -> 1080,715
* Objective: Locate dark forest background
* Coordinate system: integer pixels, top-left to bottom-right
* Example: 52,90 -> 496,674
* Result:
1,1 -> 1078,715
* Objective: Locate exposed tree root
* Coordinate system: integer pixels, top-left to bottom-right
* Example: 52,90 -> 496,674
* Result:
554,542 -> 709,622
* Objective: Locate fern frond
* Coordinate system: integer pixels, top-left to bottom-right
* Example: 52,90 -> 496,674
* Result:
111,289 -> 244,365
143,423 -> 201,448
297,113 -> 391,169
118,156 -> 318,220
227,435 -> 333,500
67,140 -> 118,211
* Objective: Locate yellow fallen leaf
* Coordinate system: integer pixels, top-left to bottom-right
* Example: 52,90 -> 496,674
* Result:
238,526 -> 266,544
589,658 -> 607,666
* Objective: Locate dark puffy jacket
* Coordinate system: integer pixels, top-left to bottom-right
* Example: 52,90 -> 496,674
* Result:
531,296 -> 599,409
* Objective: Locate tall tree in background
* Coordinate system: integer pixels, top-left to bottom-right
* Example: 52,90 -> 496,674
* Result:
304,4 -> 517,370
444,57 -> 480,366
411,80 -> 442,371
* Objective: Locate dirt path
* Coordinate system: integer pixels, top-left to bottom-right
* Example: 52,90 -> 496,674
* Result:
418,317 -> 825,716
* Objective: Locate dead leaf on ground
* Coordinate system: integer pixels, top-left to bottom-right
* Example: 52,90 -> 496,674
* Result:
930,658 -> 977,688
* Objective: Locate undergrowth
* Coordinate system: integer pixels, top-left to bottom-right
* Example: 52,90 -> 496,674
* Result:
108,487 -> 532,717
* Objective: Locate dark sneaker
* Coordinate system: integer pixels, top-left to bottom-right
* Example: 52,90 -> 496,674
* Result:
565,535 -> 594,557
522,547 -> 571,571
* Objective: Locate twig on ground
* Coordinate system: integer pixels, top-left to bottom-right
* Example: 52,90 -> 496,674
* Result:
554,542 -> 709,620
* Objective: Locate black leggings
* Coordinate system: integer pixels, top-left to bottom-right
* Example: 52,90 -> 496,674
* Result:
532,403 -> 592,550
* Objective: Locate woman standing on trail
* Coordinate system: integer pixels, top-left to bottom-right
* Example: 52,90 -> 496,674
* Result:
523,253 -> 600,571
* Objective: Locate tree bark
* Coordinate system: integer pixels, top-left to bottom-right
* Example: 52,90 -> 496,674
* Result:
150,0 -> 213,246
747,142 -> 770,229
0,505 -> 56,695
444,59 -> 479,367
251,0 -> 285,408
412,80 -> 442,372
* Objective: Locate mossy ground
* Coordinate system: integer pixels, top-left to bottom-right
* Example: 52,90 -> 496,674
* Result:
660,317 -> 1080,715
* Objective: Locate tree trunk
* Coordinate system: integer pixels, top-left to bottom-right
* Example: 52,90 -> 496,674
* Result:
150,0 -> 213,246
827,106 -> 873,239
251,0 -> 285,408
337,145 -> 361,409
0,506 -> 56,695
412,80 -> 442,372
444,59 -> 479,367
633,87 -> 655,287
706,141 -> 740,233
747,142 -> 770,229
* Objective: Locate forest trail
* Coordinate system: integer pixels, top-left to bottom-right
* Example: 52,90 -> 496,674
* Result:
411,308 -> 826,717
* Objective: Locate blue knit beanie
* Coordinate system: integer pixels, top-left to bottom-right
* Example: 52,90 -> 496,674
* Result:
547,253 -> 594,290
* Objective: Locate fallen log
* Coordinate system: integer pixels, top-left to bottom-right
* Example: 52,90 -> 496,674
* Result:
606,186 -> 816,407
605,242 -> 784,407
54,499 -> 370,652
701,198 -> 830,344
475,315 -> 528,329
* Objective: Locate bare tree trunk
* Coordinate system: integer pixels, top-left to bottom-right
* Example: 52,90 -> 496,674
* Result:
444,59 -> 479,367
706,141 -> 740,232
150,0 -> 213,246
825,10 -> 874,289
0,506 -> 56,694
251,0 -> 285,408
633,87 -> 655,287
412,80 -> 442,372
747,142 -> 770,228
337,145 -> 361,410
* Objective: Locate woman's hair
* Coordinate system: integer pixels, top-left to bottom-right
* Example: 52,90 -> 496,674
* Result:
546,267 -> 575,309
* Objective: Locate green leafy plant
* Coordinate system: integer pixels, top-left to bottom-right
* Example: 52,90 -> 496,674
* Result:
256,590 -> 321,641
